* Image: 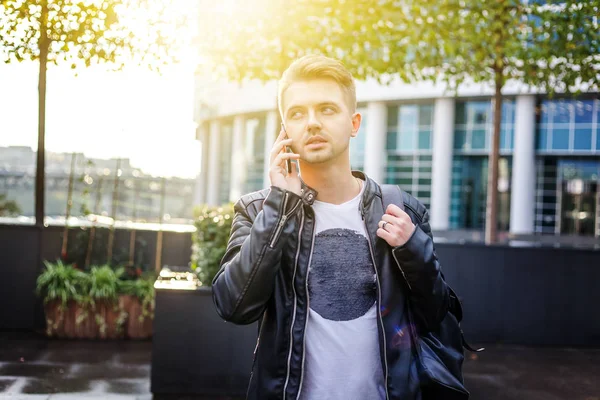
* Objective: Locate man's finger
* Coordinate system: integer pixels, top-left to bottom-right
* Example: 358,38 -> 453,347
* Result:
277,127 -> 286,141
270,138 -> 293,161
273,152 -> 300,166
376,228 -> 393,243
385,203 -> 408,218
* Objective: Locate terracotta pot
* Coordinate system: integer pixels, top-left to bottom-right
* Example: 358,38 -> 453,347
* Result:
43,300 -> 66,337
124,295 -> 153,339
63,301 -> 78,338
95,300 -> 125,339
73,304 -> 97,339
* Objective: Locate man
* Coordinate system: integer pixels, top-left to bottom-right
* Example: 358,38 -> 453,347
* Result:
212,54 -> 449,400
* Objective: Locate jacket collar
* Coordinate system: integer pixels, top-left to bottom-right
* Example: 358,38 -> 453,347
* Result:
299,170 -> 380,208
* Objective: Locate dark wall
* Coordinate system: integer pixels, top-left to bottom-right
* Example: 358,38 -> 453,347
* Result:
151,288 -> 256,397
40,226 -> 193,270
437,243 -> 600,346
0,224 -> 193,331
3,221 -> 600,346
0,226 -> 41,331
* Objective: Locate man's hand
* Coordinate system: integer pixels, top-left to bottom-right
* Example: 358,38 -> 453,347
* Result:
377,204 -> 416,247
269,128 -> 302,196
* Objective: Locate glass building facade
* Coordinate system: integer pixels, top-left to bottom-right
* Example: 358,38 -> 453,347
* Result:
217,122 -> 233,205
384,104 -> 434,210
450,100 -> 515,230
244,116 -> 267,195
198,94 -> 600,238
535,99 -> 600,235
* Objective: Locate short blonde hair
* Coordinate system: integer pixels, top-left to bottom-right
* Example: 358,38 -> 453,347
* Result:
278,54 -> 357,117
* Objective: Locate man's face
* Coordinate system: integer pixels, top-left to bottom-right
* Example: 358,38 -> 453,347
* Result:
281,79 -> 361,165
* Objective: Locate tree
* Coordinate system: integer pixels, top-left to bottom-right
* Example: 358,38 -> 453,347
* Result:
196,0 -> 397,81
197,0 -> 600,244
379,0 -> 600,243
0,194 -> 21,216
0,0 -> 188,228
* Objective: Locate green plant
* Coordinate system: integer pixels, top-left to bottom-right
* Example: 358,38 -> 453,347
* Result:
36,260 -> 89,307
88,265 -> 124,304
191,203 -> 234,286
119,277 -> 156,322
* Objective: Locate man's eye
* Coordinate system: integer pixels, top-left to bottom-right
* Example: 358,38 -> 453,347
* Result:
291,111 -> 304,118
322,107 -> 335,114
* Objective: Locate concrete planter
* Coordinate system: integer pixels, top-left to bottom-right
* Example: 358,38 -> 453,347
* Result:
151,286 -> 256,398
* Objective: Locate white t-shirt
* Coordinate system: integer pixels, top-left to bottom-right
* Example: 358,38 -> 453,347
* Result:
299,182 -> 386,400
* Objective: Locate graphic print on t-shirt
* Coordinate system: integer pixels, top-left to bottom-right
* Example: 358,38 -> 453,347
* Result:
308,228 -> 376,321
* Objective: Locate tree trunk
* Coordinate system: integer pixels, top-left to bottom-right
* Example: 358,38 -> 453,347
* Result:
61,152 -> 77,259
485,71 -> 504,244
85,175 -> 103,269
35,1 -> 49,229
154,177 -> 166,273
107,158 -> 121,264
128,180 -> 139,266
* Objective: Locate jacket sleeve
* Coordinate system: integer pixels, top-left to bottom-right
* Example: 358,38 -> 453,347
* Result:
391,208 -> 449,332
211,186 -> 303,325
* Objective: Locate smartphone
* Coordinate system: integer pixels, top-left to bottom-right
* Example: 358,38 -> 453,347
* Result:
281,123 -> 292,174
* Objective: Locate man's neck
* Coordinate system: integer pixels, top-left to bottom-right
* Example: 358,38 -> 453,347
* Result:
299,159 -> 362,205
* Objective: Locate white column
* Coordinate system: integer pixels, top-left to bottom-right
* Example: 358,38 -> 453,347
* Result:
194,124 -> 209,204
263,111 -> 279,188
229,116 -> 246,202
363,102 -> 387,183
206,120 -> 221,206
430,98 -> 455,231
510,95 -> 537,234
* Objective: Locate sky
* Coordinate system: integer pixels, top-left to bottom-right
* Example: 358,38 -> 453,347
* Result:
0,61 -> 200,179
0,0 -> 201,179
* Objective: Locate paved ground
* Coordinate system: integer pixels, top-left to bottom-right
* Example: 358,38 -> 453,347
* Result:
0,332 -> 599,399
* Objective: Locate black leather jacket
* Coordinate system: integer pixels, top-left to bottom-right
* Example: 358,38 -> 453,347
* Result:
212,171 -> 450,400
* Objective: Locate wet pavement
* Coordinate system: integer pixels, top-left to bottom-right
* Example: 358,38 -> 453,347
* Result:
0,332 -> 599,399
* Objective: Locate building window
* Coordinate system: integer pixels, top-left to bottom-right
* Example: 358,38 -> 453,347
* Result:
454,100 -> 516,153
350,107 -> 367,170
537,99 -> 599,153
534,157 -> 559,234
244,115 -> 266,194
384,104 -> 434,209
450,156 -> 512,231
218,122 -> 233,204
535,156 -> 600,236
450,100 -> 514,230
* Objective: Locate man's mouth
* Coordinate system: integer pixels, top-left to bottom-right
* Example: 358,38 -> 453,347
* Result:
306,136 -> 327,145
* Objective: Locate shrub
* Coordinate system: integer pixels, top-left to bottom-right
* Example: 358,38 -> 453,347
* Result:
191,203 -> 234,286
36,260 -> 89,307
119,275 -> 155,322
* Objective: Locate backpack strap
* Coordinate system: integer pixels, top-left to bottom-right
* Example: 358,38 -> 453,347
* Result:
380,184 -> 484,353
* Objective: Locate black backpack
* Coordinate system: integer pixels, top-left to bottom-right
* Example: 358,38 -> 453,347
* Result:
381,184 -> 483,400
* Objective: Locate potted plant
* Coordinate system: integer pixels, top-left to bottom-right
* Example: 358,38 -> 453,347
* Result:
36,260 -> 88,337
88,265 -> 127,339
119,275 -> 155,339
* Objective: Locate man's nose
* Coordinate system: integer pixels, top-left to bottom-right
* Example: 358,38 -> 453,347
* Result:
306,110 -> 322,132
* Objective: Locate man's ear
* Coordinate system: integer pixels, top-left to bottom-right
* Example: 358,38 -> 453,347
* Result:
350,112 -> 362,138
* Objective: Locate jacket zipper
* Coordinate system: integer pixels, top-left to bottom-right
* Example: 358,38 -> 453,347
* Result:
392,251 -> 413,291
282,207 -> 305,398
360,201 -> 390,400
270,192 -> 302,248
247,316 -> 267,398
294,213 -> 315,400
